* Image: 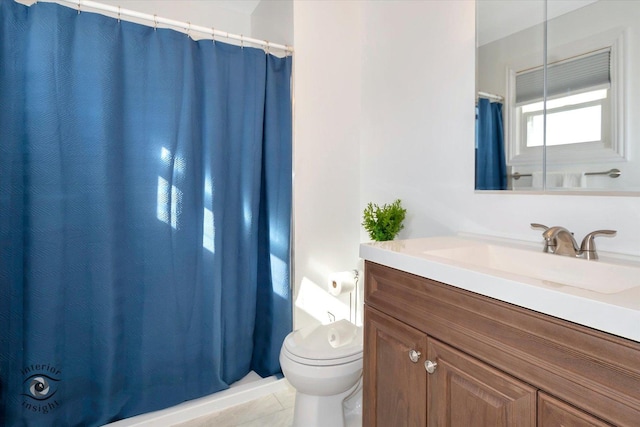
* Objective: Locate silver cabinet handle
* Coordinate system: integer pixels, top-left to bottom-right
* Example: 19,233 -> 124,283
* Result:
409,349 -> 421,363
424,360 -> 438,374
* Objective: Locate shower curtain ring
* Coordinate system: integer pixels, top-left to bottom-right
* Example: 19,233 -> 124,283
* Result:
187,22 -> 191,38
117,6 -> 121,23
212,28 -> 215,44
265,41 -> 270,55
240,34 -> 244,49
153,14 -> 158,31
77,0 -> 81,14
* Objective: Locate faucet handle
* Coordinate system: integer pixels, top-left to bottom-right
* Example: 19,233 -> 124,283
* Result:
531,223 -> 554,253
531,222 -> 556,253
530,223 -> 549,231
580,230 -> 617,260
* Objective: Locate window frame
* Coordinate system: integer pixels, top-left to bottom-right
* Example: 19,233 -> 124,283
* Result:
505,29 -> 627,167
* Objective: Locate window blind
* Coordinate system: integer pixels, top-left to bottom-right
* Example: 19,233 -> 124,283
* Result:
515,49 -> 610,105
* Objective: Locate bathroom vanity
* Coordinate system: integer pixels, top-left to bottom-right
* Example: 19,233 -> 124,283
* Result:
360,236 -> 640,426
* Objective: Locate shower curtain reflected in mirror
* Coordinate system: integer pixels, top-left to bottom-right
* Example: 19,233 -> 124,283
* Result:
0,1 -> 292,425
475,98 -> 507,190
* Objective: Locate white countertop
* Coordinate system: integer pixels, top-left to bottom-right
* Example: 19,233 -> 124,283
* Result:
359,235 -> 640,343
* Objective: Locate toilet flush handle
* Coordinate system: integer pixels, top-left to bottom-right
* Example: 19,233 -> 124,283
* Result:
408,349 -> 421,363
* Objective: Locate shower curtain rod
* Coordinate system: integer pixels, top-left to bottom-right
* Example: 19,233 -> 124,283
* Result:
477,91 -> 503,102
45,0 -> 294,53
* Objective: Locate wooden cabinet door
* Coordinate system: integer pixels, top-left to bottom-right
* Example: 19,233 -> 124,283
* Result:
538,392 -> 613,427
363,305 -> 428,427
427,337 -> 536,426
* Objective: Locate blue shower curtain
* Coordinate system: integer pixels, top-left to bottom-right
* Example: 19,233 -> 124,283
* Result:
475,98 -> 507,190
0,1 -> 292,425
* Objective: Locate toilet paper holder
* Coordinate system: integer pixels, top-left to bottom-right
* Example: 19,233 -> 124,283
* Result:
328,270 -> 360,325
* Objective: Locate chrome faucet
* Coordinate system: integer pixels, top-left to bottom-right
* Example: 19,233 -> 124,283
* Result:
542,226 -> 579,257
531,223 -> 617,260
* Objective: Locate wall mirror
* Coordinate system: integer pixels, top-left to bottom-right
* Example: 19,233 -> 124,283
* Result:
475,0 -> 640,193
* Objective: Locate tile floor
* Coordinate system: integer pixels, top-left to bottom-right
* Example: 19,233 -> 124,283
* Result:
174,381 -> 295,427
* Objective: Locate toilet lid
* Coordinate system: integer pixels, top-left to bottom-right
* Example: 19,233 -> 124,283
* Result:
282,320 -> 363,365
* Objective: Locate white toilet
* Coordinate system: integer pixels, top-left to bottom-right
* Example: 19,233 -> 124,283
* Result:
280,319 -> 363,427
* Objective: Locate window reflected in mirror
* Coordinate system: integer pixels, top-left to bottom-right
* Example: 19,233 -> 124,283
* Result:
476,0 -> 640,193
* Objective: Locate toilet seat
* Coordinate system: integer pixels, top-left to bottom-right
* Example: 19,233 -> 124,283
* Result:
282,320 -> 363,367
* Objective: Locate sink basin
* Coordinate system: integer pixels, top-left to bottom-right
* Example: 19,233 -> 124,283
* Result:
361,235 -> 640,342
424,244 -> 640,295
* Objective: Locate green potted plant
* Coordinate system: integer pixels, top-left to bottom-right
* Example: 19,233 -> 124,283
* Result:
362,199 -> 407,242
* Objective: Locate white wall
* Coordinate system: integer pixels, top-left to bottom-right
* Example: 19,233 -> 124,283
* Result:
293,0 -> 640,332
360,0 -> 476,241
252,0 -> 293,48
292,1 -> 362,329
